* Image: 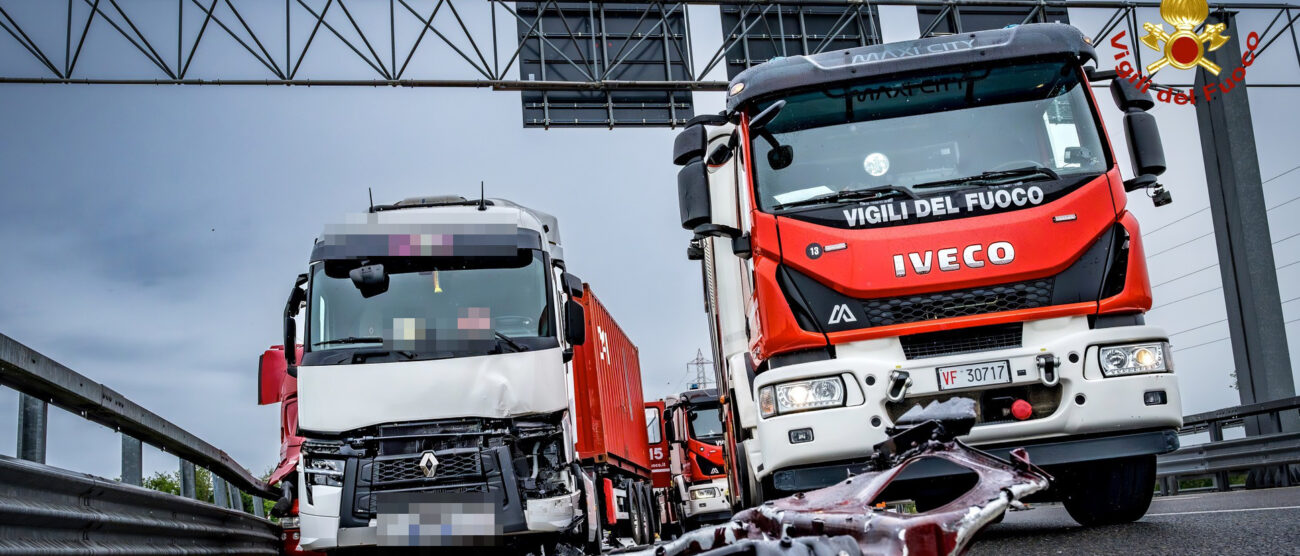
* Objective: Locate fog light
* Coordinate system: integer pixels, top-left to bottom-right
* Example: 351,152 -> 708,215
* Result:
789,428 -> 814,444
1144,390 -> 1167,406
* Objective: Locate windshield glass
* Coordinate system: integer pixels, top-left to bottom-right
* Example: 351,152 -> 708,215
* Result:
749,60 -> 1108,212
305,250 -> 556,364
688,404 -> 724,443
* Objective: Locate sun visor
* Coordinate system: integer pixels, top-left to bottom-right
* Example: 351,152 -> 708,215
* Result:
726,23 -> 1096,111
310,219 -> 540,262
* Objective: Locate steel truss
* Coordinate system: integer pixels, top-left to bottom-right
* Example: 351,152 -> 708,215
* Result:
0,0 -> 1297,124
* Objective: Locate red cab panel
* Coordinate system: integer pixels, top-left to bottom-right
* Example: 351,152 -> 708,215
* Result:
645,400 -> 671,489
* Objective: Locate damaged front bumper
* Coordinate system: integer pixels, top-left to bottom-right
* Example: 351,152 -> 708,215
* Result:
297,414 -> 577,550
624,399 -> 1051,556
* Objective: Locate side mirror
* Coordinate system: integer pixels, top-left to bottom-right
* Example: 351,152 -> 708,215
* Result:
283,274 -> 307,376
1122,111 -> 1166,177
678,160 -> 712,231
673,124 -> 707,166
767,144 -> 794,170
1109,78 -> 1154,112
257,349 -> 287,406
1111,79 -> 1170,205
564,299 -> 586,346
349,264 -> 389,298
664,411 -> 677,443
562,272 -> 584,299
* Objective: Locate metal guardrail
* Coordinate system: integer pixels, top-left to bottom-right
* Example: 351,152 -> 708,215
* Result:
0,455 -> 278,555
1156,396 -> 1300,494
0,332 -> 280,554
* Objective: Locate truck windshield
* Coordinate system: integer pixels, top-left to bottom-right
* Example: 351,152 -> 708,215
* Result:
688,405 -> 724,443
748,60 -> 1108,212
305,250 -> 556,364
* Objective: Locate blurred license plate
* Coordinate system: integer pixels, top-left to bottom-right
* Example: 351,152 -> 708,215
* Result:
376,492 -> 503,547
936,360 -> 1011,391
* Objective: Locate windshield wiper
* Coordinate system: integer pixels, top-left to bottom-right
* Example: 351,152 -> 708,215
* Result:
912,166 -> 1060,190
314,336 -> 384,346
494,331 -> 529,353
773,185 -> 919,211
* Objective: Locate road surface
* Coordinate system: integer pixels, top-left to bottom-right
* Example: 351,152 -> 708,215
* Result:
969,487 -> 1300,555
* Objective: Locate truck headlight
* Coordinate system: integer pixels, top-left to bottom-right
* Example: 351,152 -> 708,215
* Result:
690,487 -> 721,500
758,377 -> 845,417
303,457 -> 345,487
1099,342 -> 1172,377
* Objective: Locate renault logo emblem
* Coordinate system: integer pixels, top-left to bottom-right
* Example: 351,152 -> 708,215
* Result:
419,452 -> 439,478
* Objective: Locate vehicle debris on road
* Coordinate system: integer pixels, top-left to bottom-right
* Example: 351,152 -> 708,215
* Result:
618,399 -> 1051,556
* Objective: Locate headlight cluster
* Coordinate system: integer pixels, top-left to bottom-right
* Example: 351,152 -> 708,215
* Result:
303,456 -> 345,487
1099,342 -> 1172,377
690,487 -> 722,500
758,377 -> 845,418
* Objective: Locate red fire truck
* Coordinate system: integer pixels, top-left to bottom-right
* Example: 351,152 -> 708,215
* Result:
673,24 -> 1180,526
646,388 -> 732,535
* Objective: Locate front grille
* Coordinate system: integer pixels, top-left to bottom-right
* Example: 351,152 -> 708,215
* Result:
862,279 -> 1054,327
372,450 -> 482,484
900,323 -> 1023,360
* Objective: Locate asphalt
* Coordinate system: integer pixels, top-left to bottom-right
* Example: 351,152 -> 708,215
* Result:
967,486 -> 1300,555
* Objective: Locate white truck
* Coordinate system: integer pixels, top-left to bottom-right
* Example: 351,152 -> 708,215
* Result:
283,195 -> 652,553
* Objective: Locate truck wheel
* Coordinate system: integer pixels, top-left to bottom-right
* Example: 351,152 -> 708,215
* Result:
629,483 -> 646,545
639,483 -> 656,543
1061,455 -> 1156,526
732,447 -> 763,509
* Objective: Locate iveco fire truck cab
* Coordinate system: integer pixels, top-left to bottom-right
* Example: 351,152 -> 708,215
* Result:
662,389 -> 731,529
672,24 -> 1181,526
283,196 -> 594,552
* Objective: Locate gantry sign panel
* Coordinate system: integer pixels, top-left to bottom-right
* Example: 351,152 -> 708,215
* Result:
916,4 -> 1069,37
514,2 -> 694,128
719,3 -> 882,79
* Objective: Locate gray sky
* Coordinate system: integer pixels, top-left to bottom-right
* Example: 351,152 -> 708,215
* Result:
0,2 -> 1296,481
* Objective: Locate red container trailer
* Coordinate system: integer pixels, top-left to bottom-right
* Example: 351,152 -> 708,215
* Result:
570,284 -> 657,545
573,284 -> 652,473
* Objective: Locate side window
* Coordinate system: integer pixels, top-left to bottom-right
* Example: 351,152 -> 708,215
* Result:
645,407 -> 662,444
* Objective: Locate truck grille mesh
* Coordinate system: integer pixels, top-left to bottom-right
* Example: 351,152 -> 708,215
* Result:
900,323 -> 1023,360
862,279 -> 1054,327
372,451 -> 481,484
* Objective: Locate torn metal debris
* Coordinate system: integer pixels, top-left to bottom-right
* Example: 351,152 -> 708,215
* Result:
622,399 -> 1051,556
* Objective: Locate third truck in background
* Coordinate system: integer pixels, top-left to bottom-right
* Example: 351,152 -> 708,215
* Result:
645,388 -> 731,536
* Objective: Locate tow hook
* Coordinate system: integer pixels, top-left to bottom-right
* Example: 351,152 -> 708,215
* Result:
887,370 -> 912,402
1037,354 -> 1061,386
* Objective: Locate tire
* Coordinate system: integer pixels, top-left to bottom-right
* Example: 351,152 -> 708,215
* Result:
628,483 -> 646,545
732,447 -> 764,509
1061,455 -> 1156,526
638,483 -> 655,544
